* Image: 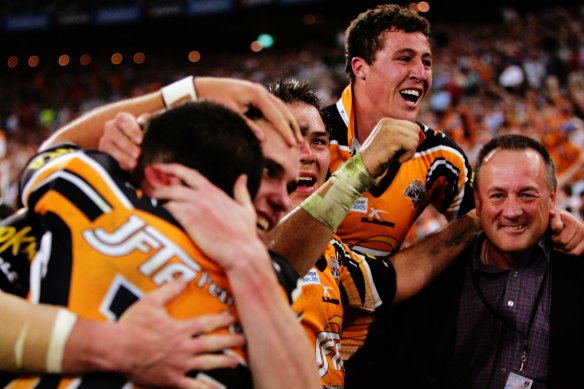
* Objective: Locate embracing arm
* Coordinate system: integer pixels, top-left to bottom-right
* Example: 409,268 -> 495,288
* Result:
390,210 -> 480,304
40,77 -> 301,153
0,284 -> 243,389
225,239 -> 319,389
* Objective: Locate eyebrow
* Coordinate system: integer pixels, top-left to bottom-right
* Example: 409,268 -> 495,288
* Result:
265,158 -> 285,177
305,130 -> 330,139
314,131 -> 330,138
395,48 -> 432,58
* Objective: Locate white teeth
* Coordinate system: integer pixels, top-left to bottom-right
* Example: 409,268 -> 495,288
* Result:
257,218 -> 269,232
401,89 -> 420,97
297,176 -> 315,186
504,225 -> 525,230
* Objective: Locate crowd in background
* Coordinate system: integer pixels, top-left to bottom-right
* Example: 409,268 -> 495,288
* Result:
1,3 -> 583,241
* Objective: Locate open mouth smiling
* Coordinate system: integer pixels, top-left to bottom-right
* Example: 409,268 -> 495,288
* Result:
400,88 -> 421,103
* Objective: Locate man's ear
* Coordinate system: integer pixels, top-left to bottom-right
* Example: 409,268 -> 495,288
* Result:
473,191 -> 481,217
352,57 -> 368,80
144,165 -> 173,186
142,165 -> 181,196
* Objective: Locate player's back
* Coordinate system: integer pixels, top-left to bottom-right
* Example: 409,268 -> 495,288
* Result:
4,145 -> 253,388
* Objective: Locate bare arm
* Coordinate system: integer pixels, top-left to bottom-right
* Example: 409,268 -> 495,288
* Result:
1,283 -> 244,388
150,164 -> 320,389
267,117 -> 421,276
41,76 -> 301,153
40,92 -> 163,152
390,210 -> 480,304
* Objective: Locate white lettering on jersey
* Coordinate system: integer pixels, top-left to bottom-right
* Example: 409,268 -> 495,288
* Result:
350,198 -> 368,213
300,268 -> 321,286
367,208 -> 387,220
315,331 -> 343,377
84,215 -> 232,306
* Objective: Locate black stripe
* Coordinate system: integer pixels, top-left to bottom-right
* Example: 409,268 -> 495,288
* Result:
55,169 -> 109,222
26,168 -> 109,222
33,374 -> 61,389
38,214 -> 72,306
76,373 -> 128,389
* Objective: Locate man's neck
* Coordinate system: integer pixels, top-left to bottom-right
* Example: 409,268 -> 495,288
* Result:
483,240 -> 523,270
352,85 -> 381,145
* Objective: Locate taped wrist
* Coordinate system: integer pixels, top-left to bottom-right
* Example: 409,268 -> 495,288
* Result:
161,76 -> 198,108
0,293 -> 77,373
301,152 -> 375,231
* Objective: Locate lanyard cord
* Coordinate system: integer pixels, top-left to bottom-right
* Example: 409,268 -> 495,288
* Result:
471,263 -> 548,372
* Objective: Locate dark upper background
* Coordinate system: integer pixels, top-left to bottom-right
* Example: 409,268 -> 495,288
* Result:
0,0 -> 574,55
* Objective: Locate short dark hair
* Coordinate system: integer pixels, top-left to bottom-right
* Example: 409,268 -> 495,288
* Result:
266,78 -> 322,138
474,134 -> 557,191
345,4 -> 430,81
266,78 -> 321,110
136,101 -> 263,199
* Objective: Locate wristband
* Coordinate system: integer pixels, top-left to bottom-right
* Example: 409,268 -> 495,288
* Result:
46,308 -> 77,373
161,76 -> 197,108
0,292 -> 78,373
301,152 -> 375,231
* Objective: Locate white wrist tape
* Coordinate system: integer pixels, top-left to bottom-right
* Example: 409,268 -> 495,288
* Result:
46,308 -> 77,373
301,152 -> 375,231
161,76 -> 197,108
0,292 -> 78,373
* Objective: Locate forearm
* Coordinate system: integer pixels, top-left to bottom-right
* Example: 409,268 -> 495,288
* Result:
266,206 -> 332,277
391,210 -> 480,303
0,292 -> 76,373
226,250 -> 319,389
267,153 -> 375,276
61,318 -> 130,374
40,92 -> 164,151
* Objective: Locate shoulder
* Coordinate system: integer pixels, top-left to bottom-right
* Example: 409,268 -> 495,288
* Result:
417,122 -> 468,156
19,144 -> 125,209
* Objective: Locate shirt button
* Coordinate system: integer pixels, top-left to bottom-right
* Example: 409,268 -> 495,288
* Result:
507,300 -> 514,307
513,271 -> 518,277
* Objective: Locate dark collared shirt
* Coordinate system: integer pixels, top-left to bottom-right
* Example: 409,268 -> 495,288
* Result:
453,233 -> 551,388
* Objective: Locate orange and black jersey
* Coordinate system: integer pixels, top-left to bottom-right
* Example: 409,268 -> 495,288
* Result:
322,86 -> 475,258
2,144 -> 299,389
293,234 -> 396,388
0,209 -> 39,297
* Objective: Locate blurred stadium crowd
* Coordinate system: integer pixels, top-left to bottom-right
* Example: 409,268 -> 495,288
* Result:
1,1 -> 583,242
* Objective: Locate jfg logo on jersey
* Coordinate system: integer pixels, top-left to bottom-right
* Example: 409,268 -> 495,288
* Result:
84,214 -> 233,306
